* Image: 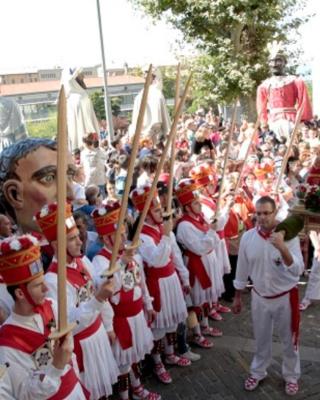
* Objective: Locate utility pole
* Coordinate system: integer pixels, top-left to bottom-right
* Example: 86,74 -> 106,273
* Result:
96,0 -> 114,141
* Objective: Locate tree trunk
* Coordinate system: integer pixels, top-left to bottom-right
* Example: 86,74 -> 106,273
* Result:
240,93 -> 257,122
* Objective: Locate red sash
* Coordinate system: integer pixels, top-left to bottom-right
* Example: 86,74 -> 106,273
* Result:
111,290 -> 143,350
73,316 -> 102,372
47,258 -> 92,289
0,301 -> 89,399
178,214 -> 210,233
48,367 -> 90,400
0,299 -> 54,352
141,224 -> 176,312
253,286 -> 300,349
177,215 -> 212,289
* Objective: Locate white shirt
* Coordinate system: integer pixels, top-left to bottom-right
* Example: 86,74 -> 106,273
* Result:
0,300 -> 85,399
234,228 -> 304,297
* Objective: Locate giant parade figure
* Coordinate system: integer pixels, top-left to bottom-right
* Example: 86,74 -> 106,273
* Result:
129,66 -> 171,144
257,43 -> 312,143
62,67 -> 100,151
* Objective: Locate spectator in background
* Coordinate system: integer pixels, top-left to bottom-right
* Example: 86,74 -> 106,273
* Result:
0,214 -> 13,239
115,154 -> 129,198
81,134 -> 107,196
74,210 -> 102,260
191,125 -> 214,160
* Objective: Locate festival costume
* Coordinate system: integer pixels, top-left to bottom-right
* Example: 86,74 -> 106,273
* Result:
36,203 -> 119,399
301,256 -> 320,303
91,203 -> 162,399
130,186 -> 190,384
0,235 -> 88,400
234,228 -> 304,383
257,75 -> 312,142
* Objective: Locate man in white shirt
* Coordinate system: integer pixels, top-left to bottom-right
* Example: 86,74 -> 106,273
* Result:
233,196 -> 304,396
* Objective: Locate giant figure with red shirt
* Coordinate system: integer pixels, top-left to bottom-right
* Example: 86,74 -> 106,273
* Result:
0,234 -> 89,399
257,46 -> 312,143
35,202 -> 119,400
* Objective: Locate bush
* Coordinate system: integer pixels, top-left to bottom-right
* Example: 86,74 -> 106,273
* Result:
26,116 -> 57,139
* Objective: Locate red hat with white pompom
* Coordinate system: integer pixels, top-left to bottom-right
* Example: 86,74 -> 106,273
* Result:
92,201 -> 125,236
175,178 -> 200,206
130,185 -> 161,213
0,234 -> 42,286
35,202 -> 77,242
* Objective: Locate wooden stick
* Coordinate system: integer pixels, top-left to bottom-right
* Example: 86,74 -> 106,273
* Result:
50,86 -> 77,340
214,100 -> 238,217
234,117 -> 261,194
132,74 -> 193,245
166,63 -> 181,214
274,106 -> 304,193
106,65 -> 153,276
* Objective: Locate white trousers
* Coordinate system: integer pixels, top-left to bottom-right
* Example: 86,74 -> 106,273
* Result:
305,258 -> 320,300
269,119 -> 294,142
250,290 -> 300,383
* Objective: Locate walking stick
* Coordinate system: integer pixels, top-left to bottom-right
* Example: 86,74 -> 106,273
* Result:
274,106 -> 304,193
166,63 -> 181,215
132,74 -> 193,246
103,66 -> 153,278
50,85 -> 76,339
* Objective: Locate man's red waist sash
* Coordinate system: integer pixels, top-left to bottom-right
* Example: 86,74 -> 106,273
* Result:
48,366 -> 90,400
112,293 -> 144,350
253,286 -> 300,349
184,249 -> 211,290
145,262 -> 175,312
73,316 -> 102,372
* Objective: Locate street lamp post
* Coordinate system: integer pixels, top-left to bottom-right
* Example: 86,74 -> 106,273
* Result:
96,0 -> 114,141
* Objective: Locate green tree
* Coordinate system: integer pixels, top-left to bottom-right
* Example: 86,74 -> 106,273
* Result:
130,0 -> 309,120
90,91 -> 122,119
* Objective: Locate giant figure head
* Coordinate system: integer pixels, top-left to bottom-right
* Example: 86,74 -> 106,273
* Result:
0,138 -> 75,232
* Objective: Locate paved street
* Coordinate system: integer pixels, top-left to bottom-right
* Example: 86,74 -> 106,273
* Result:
144,281 -> 320,400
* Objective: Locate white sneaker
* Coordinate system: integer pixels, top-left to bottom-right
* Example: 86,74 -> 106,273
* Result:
180,350 -> 201,362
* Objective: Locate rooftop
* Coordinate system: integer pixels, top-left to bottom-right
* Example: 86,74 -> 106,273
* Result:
0,75 -> 144,96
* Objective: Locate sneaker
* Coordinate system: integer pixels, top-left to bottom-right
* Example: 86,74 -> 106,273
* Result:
191,334 -> 213,349
285,382 -> 299,396
164,353 -> 191,367
179,350 -> 201,362
153,362 -> 172,384
132,384 -> 162,400
201,325 -> 223,337
209,309 -> 223,321
299,299 -> 311,311
216,304 -> 231,313
244,376 -> 261,391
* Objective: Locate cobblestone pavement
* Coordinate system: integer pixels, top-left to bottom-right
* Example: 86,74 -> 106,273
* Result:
142,281 -> 320,400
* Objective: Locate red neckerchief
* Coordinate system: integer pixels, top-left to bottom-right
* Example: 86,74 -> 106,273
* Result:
178,213 -> 210,233
47,258 -> 92,289
257,226 -> 273,240
141,224 -> 164,245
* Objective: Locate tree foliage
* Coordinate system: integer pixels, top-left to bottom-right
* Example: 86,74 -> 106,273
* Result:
130,0 -> 310,118
90,91 -> 122,120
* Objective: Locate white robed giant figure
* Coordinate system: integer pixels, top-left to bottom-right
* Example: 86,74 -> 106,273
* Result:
0,96 -> 28,152
62,68 -> 100,151
129,67 -> 171,144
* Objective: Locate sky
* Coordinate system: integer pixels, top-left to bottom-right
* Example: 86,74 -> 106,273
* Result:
1,0 -> 319,72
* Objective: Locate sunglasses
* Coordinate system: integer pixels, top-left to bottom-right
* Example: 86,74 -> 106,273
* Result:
256,211 -> 274,216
